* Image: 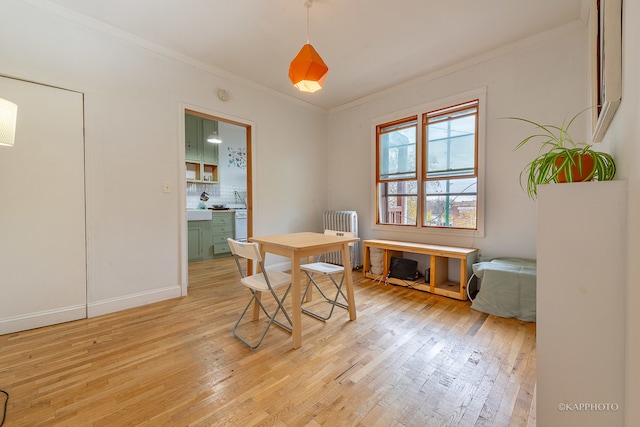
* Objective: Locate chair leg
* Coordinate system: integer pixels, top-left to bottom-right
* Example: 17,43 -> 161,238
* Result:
269,285 -> 293,332
301,272 -> 349,321
233,285 -> 293,349
330,274 -> 349,310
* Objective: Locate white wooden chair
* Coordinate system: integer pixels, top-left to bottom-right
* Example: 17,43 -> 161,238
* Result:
228,238 -> 292,349
300,230 -> 355,321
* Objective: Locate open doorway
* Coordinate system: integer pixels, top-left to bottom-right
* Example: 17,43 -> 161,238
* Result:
181,108 -> 253,291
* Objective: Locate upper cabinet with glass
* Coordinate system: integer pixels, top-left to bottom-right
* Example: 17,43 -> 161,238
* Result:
185,113 -> 219,183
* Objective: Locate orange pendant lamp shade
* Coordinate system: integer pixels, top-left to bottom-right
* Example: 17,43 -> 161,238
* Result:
289,43 -> 328,93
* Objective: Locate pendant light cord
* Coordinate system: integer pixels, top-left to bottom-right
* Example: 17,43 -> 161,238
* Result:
306,1 -> 311,44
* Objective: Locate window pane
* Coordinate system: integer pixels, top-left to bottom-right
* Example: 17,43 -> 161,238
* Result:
426,109 -> 476,178
373,97 -> 481,232
378,181 -> 417,225
424,178 -> 477,229
379,121 -> 417,180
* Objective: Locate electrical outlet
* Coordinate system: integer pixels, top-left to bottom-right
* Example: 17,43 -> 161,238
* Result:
163,182 -> 171,194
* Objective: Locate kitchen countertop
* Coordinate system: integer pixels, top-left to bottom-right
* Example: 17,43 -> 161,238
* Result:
187,208 -> 244,221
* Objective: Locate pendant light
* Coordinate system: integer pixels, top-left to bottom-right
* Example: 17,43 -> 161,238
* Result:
288,0 -> 328,93
0,97 -> 18,147
207,121 -> 222,144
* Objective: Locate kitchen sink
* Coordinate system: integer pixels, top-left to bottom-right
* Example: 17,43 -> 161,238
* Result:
187,209 -> 212,221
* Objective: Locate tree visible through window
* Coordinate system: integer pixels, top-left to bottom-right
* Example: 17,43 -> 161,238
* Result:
376,99 -> 479,230
424,100 -> 478,229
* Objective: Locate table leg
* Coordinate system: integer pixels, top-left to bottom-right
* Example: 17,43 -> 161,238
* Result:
459,259 -> 467,301
342,243 -> 357,320
291,254 -> 302,349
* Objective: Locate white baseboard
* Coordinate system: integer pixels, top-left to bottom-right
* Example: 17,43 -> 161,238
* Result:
87,285 -> 182,318
0,286 -> 183,335
0,305 -> 86,335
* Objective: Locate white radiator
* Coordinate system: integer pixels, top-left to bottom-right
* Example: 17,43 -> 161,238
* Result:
323,210 -> 360,269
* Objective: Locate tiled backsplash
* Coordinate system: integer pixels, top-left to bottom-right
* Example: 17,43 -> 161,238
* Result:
186,182 -> 247,209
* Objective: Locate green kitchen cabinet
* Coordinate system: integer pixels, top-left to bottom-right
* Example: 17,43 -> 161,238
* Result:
185,113 -> 219,183
211,212 -> 234,257
185,114 -> 202,162
188,220 -> 211,262
201,119 -> 219,164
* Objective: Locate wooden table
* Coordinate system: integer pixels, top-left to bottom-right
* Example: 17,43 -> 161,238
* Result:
250,232 -> 360,348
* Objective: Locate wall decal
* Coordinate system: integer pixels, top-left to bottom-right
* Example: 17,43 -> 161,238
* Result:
228,146 -> 246,169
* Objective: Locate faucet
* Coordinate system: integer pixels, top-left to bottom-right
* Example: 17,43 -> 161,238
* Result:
234,191 -> 247,208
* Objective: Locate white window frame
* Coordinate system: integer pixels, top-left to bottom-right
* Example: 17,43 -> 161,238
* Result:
371,87 -> 486,238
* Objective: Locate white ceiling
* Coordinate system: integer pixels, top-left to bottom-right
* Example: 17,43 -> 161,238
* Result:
44,0 -> 587,110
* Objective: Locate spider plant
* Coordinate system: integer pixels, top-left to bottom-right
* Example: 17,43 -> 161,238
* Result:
507,109 -> 616,199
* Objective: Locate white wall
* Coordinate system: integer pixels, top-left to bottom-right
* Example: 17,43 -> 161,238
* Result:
0,76 -> 86,334
604,0 -> 640,424
327,24 -> 589,260
1,0 -> 328,317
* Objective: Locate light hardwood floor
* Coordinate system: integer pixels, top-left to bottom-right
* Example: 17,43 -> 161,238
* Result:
0,257 -> 536,426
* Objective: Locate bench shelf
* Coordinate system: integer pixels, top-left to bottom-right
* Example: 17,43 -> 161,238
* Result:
362,239 -> 479,301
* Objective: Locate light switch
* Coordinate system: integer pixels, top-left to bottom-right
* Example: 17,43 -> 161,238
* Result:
163,182 -> 171,193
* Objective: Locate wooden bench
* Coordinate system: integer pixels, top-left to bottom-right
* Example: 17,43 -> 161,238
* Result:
362,239 -> 479,301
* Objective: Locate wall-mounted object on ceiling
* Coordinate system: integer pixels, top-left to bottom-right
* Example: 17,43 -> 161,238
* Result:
0,97 -> 18,147
217,89 -> 229,102
288,0 -> 328,93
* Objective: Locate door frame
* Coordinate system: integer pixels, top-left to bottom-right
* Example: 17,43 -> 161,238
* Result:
178,103 -> 254,295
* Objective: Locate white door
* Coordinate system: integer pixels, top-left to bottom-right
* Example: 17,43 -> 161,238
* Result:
0,76 -> 86,334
